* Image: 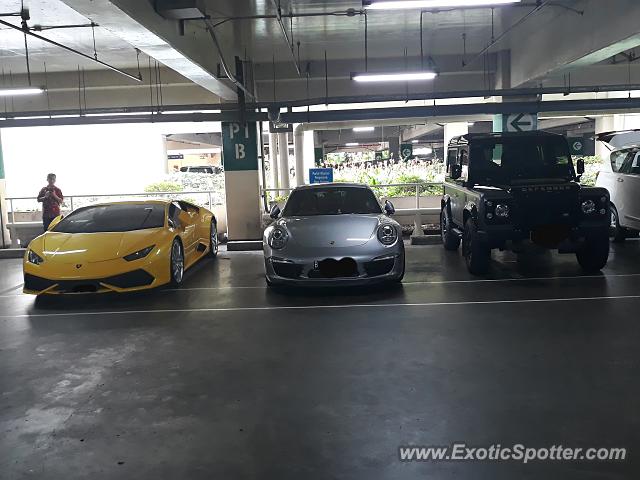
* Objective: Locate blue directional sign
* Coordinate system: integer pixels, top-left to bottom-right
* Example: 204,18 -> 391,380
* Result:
309,168 -> 334,184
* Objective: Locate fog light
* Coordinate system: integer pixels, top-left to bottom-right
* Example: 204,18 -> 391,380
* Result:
495,204 -> 510,218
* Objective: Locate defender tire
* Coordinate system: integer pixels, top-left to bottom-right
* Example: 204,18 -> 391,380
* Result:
463,218 -> 491,275
441,208 -> 461,251
576,234 -> 610,273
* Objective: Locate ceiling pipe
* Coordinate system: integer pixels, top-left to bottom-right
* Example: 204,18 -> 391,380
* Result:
202,18 -> 255,100
464,0 -> 552,67
272,0 -> 302,77
0,18 -> 142,83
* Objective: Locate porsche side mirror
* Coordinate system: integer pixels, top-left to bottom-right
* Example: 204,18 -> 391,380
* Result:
576,158 -> 585,176
47,215 -> 63,231
269,204 -> 281,219
451,164 -> 462,180
384,200 -> 395,215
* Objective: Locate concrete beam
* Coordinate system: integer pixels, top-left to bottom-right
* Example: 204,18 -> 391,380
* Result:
508,0 -> 640,86
59,0 -> 237,100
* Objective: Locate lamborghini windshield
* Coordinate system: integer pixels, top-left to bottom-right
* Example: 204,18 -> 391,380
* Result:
471,136 -> 575,185
53,203 -> 165,233
283,187 -> 382,216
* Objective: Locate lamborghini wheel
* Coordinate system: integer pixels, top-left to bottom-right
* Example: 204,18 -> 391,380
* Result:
170,239 -> 185,286
210,220 -> 219,258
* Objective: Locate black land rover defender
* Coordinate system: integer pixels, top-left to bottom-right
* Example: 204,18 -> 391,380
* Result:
440,132 -> 610,274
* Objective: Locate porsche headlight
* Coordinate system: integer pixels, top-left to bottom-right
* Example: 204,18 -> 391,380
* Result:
268,228 -> 288,249
377,223 -> 398,246
27,249 -> 44,265
123,245 -> 155,262
581,200 -> 596,215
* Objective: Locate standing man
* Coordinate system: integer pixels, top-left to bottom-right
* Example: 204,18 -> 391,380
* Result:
37,173 -> 63,230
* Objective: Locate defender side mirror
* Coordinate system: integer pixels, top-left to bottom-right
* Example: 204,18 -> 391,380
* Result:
384,200 -> 396,215
269,204 -> 281,219
47,215 -> 63,231
576,158 -> 585,176
451,164 -> 462,180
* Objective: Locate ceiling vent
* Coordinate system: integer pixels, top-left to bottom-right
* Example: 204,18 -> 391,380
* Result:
155,0 -> 206,20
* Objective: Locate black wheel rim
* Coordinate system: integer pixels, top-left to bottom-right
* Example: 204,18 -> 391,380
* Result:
171,242 -> 184,283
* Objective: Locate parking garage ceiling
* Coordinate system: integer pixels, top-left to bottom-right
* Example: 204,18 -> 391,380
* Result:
0,0 -> 640,122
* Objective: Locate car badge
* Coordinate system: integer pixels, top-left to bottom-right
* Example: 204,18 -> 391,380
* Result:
76,264 -> 82,269
329,240 -> 335,245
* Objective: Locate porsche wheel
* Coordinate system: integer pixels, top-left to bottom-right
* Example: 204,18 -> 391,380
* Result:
210,220 -> 219,258
170,239 -> 185,286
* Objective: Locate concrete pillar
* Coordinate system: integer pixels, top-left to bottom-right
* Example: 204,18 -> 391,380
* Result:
160,135 -> 169,174
444,123 -> 469,149
293,124 -> 305,187
268,132 -> 279,191
303,130 -> 316,182
595,115 -> 617,163
277,132 -> 290,191
0,130 -> 9,247
388,136 -> 400,162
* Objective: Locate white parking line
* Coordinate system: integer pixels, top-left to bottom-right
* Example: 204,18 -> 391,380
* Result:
1,273 -> 639,298
1,294 -> 639,319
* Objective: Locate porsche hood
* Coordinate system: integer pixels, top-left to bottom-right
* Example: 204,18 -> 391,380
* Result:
279,214 -> 382,247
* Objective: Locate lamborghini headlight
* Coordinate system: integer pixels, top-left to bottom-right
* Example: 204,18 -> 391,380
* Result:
27,249 -> 44,265
268,228 -> 288,249
123,245 -> 155,262
377,223 -> 398,246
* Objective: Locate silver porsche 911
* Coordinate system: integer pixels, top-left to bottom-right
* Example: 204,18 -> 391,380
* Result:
263,183 -> 405,286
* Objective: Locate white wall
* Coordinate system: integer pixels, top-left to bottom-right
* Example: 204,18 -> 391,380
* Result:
2,121 -> 221,197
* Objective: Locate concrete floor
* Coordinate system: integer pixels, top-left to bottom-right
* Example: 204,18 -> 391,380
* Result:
1,242 -> 639,479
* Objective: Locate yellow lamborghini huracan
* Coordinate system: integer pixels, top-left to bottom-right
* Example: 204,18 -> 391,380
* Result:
23,199 -> 218,294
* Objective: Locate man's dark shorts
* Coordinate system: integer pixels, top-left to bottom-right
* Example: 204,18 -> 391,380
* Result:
43,216 -> 56,231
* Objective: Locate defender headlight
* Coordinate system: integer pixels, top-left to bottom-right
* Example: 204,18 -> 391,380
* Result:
27,249 -> 44,265
123,245 -> 155,262
268,228 -> 288,249
495,204 -> 510,218
581,200 -> 596,215
377,224 -> 398,246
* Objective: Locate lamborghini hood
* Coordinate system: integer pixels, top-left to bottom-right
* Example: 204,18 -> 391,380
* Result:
40,229 -> 162,263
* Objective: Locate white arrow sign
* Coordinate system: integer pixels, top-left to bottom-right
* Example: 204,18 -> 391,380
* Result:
505,113 -> 537,132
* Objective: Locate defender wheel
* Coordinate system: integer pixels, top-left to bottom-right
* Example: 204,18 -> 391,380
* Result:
463,218 -> 491,275
209,220 -> 219,258
441,208 -> 461,251
170,239 -> 185,286
576,235 -> 610,273
610,205 -> 627,243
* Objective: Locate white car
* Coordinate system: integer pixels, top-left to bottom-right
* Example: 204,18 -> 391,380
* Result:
596,130 -> 640,241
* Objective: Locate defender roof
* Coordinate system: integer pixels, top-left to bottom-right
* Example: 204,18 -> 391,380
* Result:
448,131 -> 565,147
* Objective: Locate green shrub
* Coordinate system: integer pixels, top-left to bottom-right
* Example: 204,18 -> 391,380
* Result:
144,181 -> 184,193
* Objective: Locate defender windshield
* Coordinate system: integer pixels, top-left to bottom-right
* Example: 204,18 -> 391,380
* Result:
283,187 -> 382,216
470,136 -> 574,185
53,203 -> 165,233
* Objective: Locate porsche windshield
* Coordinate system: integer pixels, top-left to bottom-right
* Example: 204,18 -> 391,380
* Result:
53,204 -> 165,233
283,187 -> 382,216
471,136 -> 574,185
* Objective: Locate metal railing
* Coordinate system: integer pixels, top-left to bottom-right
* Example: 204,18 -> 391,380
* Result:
6,190 -> 225,225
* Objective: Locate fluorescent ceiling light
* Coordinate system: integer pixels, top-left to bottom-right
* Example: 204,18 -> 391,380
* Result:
467,122 -> 475,126
364,0 -> 521,10
353,126 -> 375,132
412,139 -> 419,143
346,142 -> 360,146
353,71 -> 437,82
0,87 -> 45,97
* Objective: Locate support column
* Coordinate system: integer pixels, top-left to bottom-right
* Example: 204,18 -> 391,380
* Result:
595,115 -> 617,163
388,136 -> 400,162
0,131 -> 9,248
222,122 -> 262,248
277,132 -> 290,191
303,130 -> 316,183
293,124 -> 305,187
268,132 -> 279,191
444,123 -> 469,149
